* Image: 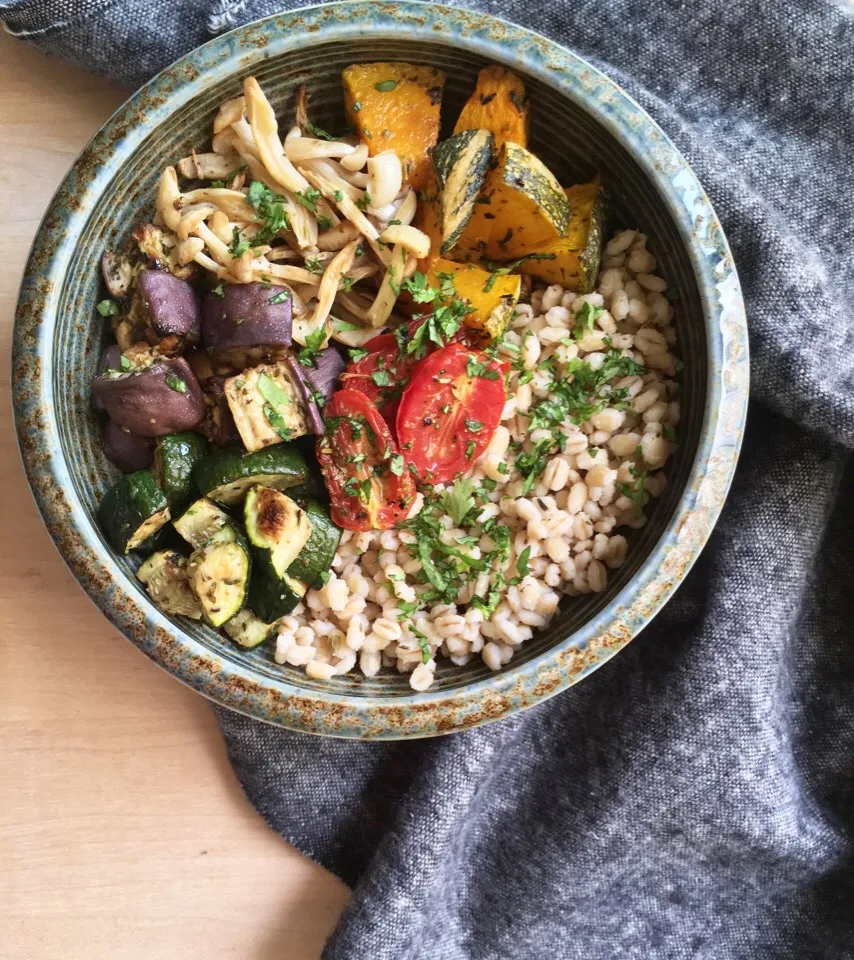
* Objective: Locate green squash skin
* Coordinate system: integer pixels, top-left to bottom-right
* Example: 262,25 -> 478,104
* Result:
286,500 -> 342,588
153,431 -> 210,512
248,568 -> 305,623
501,142 -> 570,237
97,469 -> 170,554
433,128 -> 494,254
192,444 -> 309,506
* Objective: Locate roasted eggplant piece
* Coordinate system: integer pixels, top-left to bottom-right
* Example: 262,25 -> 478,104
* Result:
135,269 -> 201,352
223,360 -> 308,452
101,251 -> 136,300
200,376 -> 240,446
201,283 -> 292,369
103,420 -> 153,473
91,357 -> 206,437
285,357 -> 324,435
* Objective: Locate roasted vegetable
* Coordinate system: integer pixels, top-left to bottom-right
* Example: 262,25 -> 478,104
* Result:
97,470 -> 170,554
101,251 -> 136,300
135,269 -> 201,353
284,357 -> 324,435
201,282 -> 293,369
427,258 -> 521,341
244,486 -> 312,579
515,180 -> 606,293
91,357 -> 206,437
342,61 -> 446,191
412,186 -> 442,274
433,129 -> 494,255
287,500 -> 342,588
137,550 -> 203,619
453,65 -> 529,149
223,609 -> 278,649
187,523 -> 251,627
131,222 -> 196,282
223,360 -> 308,452
173,497 -> 232,549
200,376 -> 240,447
192,444 -> 309,507
452,141 -> 570,260
103,420 -> 153,473
305,346 -> 347,405
153,432 -> 210,512
248,567 -> 307,623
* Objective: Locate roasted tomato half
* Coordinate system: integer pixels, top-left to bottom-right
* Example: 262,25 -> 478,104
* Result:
316,388 -> 416,531
396,343 -> 506,484
339,331 -> 417,432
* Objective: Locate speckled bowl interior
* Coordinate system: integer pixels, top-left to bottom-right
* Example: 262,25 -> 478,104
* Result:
14,2 -> 748,737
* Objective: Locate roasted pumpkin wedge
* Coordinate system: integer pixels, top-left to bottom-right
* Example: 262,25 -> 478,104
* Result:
342,62 -> 446,191
452,141 -> 570,260
413,174 -> 442,274
515,180 -> 606,293
427,258 -> 521,341
433,129 -> 494,255
453,65 -> 529,149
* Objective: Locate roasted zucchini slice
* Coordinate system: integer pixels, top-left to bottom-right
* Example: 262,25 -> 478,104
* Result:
248,568 -> 307,624
192,445 -> 309,507
97,470 -> 170,554
224,361 -> 308,453
433,129 -> 494,255
137,550 -> 203,619
286,500 -> 342,589
244,485 -> 312,579
153,431 -> 210,512
223,609 -> 278,649
173,497 -> 232,549
187,524 -> 251,627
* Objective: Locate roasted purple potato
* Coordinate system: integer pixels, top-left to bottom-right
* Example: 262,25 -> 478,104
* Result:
91,357 -> 205,436
103,419 -> 153,472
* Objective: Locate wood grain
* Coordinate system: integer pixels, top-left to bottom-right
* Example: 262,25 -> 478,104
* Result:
0,33 -> 349,960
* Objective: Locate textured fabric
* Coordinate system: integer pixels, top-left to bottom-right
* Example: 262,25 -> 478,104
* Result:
5,0 -> 853,956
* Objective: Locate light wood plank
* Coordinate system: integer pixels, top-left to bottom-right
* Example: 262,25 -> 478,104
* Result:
0,33 -> 349,960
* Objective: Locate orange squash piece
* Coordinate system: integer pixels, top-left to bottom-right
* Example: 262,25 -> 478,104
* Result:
342,62 -> 446,192
515,180 -> 606,293
453,65 -> 529,149
427,258 -> 521,340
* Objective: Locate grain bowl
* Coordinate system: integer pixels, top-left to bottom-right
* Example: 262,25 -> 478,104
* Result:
12,1 -> 748,738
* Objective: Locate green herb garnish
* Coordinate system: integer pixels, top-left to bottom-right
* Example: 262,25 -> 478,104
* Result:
96,299 -> 119,317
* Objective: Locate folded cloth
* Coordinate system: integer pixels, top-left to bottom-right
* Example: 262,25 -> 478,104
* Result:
4,0 -> 853,956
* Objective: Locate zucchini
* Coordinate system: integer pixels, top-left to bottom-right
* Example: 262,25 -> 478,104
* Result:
193,444 -> 309,507
223,609 -> 278,649
133,521 -> 181,557
173,497 -> 231,549
244,486 -> 312,578
224,361 -> 308,453
453,141 -> 570,261
137,550 -> 203,619
153,431 -> 210,512
187,524 -> 251,627
248,568 -> 307,623
287,500 -> 342,588
433,129 -> 494,254
97,470 -> 170,554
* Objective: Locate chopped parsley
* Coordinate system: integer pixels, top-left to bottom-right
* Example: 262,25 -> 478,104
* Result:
96,299 -> 119,317
389,454 -> 405,476
439,477 -> 477,526
165,372 -> 187,393
293,186 -> 322,212
298,326 -> 327,366
466,356 -> 500,380
482,253 -> 556,292
119,355 -> 132,372
246,180 -> 291,243
516,546 -> 531,578
317,215 -> 333,231
228,226 -> 252,259
374,79 -> 397,92
352,100 -> 363,113
268,290 -> 291,305
305,120 -> 334,140
211,283 -> 225,298
348,347 -> 370,363
465,419 -> 484,433
356,189 -> 372,211
371,370 -> 392,387
402,272 -> 474,359
304,257 -> 325,276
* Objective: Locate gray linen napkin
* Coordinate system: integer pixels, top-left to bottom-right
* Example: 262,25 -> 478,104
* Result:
4,0 -> 853,956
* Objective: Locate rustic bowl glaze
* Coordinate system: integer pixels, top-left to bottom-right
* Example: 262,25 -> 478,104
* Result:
12,2 -> 749,738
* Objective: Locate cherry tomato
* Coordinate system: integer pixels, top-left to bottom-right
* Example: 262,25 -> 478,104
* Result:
396,343 -> 506,484
339,332 -> 415,431
316,389 -> 415,531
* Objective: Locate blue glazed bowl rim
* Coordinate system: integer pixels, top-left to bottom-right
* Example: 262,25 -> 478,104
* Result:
12,1 -> 749,739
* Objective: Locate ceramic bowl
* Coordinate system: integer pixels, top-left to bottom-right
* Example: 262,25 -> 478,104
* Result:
12,1 -> 749,738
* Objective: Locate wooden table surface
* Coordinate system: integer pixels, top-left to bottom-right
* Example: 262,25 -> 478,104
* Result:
0,33 -> 349,960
